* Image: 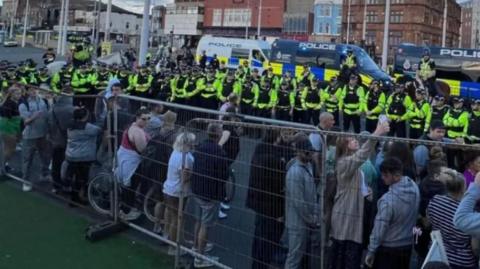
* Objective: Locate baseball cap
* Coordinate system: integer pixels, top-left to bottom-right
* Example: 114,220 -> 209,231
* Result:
430,120 -> 446,130
452,97 -> 464,103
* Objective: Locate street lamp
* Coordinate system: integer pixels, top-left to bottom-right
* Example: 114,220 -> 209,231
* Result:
138,0 -> 151,66
21,0 -> 30,47
362,0 -> 368,41
346,0 -> 351,44
381,0 -> 390,71
257,0 -> 262,37
442,0 -> 447,47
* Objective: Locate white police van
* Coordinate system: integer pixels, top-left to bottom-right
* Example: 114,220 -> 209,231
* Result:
196,36 -> 271,71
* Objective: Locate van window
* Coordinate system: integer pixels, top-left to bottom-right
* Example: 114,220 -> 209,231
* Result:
296,49 -> 337,68
231,48 -> 250,59
252,49 -> 266,63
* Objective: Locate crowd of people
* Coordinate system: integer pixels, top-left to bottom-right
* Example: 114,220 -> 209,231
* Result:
1,46 -> 480,269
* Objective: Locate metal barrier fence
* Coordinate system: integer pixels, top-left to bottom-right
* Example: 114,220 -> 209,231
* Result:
3,84 -> 480,269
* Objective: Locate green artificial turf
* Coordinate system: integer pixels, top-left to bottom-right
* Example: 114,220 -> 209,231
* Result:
0,180 -> 173,269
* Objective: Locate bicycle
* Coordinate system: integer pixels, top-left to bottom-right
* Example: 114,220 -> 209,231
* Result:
87,169 -> 115,216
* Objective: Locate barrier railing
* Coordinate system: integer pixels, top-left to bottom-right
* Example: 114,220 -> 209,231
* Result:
3,84 -> 480,269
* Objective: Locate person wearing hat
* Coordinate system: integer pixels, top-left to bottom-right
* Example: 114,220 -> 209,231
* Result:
251,68 -> 262,85
385,82 -> 413,138
285,136 -> 318,269
364,80 -> 386,133
339,49 -> 358,84
32,67 -> 51,88
217,71 -> 241,103
321,76 -> 342,124
466,98 -> 480,144
443,97 -> 469,140
416,49 -> 437,97
262,66 -> 280,90
241,60 -> 251,77
408,88 -> 432,139
215,60 -> 228,80
280,70 -> 298,91
271,80 -> 295,121
431,94 -> 450,123
253,81 -> 274,119
239,75 -> 258,117
71,64 -> 96,111
91,64 -> 110,93
291,81 -> 308,123
128,65 -> 153,98
339,73 -> 365,133
302,78 -> 323,126
197,68 -> 221,110
298,64 -> 315,86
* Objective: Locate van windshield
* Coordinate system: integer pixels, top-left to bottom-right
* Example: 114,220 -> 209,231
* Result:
261,48 -> 271,60
353,47 -> 380,73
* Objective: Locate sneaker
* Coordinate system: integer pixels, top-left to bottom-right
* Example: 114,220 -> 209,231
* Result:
220,202 -> 230,210
218,210 -> 227,219
120,209 -> 142,221
22,183 -> 32,192
167,246 -> 187,256
192,242 -> 214,253
194,255 -> 219,268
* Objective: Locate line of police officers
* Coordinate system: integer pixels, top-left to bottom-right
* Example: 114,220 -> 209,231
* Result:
0,57 -> 478,144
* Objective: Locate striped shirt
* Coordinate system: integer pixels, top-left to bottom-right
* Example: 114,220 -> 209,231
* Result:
427,195 -> 478,268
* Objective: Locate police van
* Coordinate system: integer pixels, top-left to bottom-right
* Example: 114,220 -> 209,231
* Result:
196,36 -> 271,71
269,39 -> 392,87
394,43 -> 480,99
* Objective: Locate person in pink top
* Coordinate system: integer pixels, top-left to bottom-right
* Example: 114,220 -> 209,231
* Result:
463,151 -> 480,188
116,107 -> 151,220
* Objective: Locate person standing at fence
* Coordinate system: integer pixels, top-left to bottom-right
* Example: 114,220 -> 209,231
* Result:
363,81 -> 385,133
285,137 -> 318,269
385,83 -> 412,138
365,157 -> 420,269
309,112 -> 335,153
454,171 -> 480,238
49,87 -> 74,194
426,168 -> 478,269
163,132 -> 196,256
340,74 -> 365,133
115,108 -> 151,220
65,108 -> 104,205
190,123 -> 230,268
246,129 -> 287,269
0,86 -> 22,175
328,121 -> 389,269
19,86 -> 51,192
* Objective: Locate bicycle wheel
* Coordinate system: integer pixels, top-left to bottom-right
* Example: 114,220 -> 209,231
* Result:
225,169 -> 236,203
144,185 -> 164,223
88,171 -> 114,216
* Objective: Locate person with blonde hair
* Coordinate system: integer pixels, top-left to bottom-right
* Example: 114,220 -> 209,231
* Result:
427,168 -> 478,269
163,131 -> 196,256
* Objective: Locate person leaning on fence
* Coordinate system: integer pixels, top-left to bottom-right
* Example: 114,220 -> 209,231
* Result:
48,85 -> 74,194
65,107 -> 105,206
190,123 -> 230,268
365,157 -> 420,269
19,85 -> 51,192
246,129 -> 287,269
455,171 -> 480,238
162,132 -> 196,256
328,121 -> 389,269
115,107 -> 151,221
426,168 -> 478,269
285,137 -> 319,269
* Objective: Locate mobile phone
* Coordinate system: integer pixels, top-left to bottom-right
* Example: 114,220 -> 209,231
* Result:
379,114 -> 388,124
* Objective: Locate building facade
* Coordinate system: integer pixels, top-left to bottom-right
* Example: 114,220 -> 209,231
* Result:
203,0 -> 285,38
312,0 -> 342,42
461,0 -> 473,48
472,0 -> 480,48
164,0 -> 204,37
282,0 -> 314,41
341,0 -> 461,59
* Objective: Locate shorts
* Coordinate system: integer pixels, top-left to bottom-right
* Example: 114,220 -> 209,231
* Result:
193,196 -> 219,227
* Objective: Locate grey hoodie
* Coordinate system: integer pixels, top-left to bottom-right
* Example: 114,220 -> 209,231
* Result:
18,96 -> 49,139
368,176 -> 420,254
49,96 -> 74,148
285,158 -> 319,231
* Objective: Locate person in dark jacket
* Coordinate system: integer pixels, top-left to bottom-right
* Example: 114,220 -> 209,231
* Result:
199,50 -> 207,69
191,123 -> 229,268
48,86 -> 74,193
246,129 -> 287,269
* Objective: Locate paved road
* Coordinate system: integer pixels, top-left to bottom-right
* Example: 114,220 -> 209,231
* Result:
0,46 -> 49,65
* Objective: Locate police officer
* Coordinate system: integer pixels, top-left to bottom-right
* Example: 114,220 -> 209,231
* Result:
271,81 -> 294,122
340,74 -> 364,133
251,68 -> 262,85
34,67 -> 51,88
443,97 -> 469,139
408,88 -> 432,139
467,99 -> 480,144
198,68 -> 220,110
128,66 -> 153,98
291,81 -> 308,123
253,82 -> 273,119
218,71 -> 241,103
239,75 -> 257,116
303,78 -> 322,126
340,49 -> 358,84
364,80 -> 386,133
431,94 -> 450,123
416,50 -> 436,97
320,77 -> 341,124
262,67 -> 280,90
216,60 -> 228,80
298,64 -> 315,86
170,69 -> 189,104
385,83 -> 412,138
71,64 -> 96,112
93,64 -> 110,93
280,71 -> 297,91
241,60 -> 251,77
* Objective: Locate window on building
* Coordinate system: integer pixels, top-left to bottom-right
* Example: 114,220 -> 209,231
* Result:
319,5 -> 332,17
391,0 -> 404,3
390,11 -> 403,23
366,11 -> 377,23
126,22 -> 130,29
325,23 -> 330,34
367,0 -> 385,4
389,31 -> 403,46
223,8 -> 251,27
366,30 -> 376,44
212,9 -> 222,26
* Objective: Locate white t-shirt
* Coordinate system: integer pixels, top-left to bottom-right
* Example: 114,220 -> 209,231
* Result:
162,150 -> 194,197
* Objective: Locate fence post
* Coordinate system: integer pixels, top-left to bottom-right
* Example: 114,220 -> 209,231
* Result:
112,97 -> 119,223
320,132 -> 328,269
